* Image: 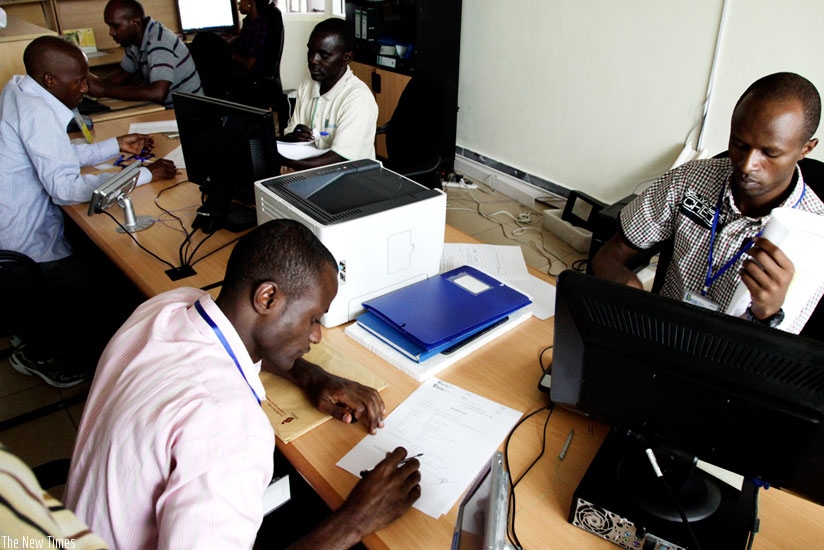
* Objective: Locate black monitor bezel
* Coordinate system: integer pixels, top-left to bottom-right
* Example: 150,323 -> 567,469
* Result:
173,91 -> 281,206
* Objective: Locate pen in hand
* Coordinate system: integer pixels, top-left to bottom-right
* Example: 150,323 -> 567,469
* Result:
360,453 -> 423,478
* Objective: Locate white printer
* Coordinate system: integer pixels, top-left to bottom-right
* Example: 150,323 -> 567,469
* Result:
255,159 -> 446,327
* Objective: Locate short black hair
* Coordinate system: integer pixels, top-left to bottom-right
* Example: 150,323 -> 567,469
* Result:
736,72 -> 821,142
105,0 -> 145,19
222,219 -> 336,300
23,36 -> 86,80
311,17 -> 353,51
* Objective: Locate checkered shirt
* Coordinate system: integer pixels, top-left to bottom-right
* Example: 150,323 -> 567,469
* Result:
620,157 -> 824,334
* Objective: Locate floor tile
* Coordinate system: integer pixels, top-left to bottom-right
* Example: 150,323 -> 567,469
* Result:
0,355 -> 44,398
0,380 -> 63,424
67,401 -> 87,430
0,408 -> 77,469
58,377 -> 92,402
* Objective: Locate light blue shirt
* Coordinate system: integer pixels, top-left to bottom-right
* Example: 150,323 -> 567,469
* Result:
0,75 -> 125,262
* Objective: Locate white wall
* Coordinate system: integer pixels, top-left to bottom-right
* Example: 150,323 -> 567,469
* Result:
699,0 -> 824,160
279,1 -> 343,91
280,13 -> 317,91
458,0 -> 824,204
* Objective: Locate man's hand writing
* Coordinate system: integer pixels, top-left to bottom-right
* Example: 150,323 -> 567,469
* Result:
287,124 -> 316,142
146,159 -> 178,181
341,447 -> 421,535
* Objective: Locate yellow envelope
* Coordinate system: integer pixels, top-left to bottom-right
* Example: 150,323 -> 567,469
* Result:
259,340 -> 387,443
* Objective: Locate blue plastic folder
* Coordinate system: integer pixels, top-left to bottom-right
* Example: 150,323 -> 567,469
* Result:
361,265 -> 532,352
357,310 -> 511,363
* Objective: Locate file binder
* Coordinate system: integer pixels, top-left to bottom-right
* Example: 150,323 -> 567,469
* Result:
361,265 -> 532,351
357,310 -> 510,363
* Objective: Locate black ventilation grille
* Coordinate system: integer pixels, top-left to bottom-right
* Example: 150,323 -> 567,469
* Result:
580,295 -> 824,395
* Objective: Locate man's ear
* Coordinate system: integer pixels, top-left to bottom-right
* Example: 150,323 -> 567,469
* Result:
42,73 -> 56,91
801,137 -> 819,160
253,282 -> 280,314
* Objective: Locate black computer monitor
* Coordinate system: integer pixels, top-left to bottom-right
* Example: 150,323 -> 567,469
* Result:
173,91 -> 281,232
549,269 -> 824,512
176,0 -> 238,35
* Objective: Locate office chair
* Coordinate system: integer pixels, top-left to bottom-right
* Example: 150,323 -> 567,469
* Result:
229,11 -> 286,115
377,71 -> 458,189
0,250 -> 46,359
0,250 -> 88,432
189,14 -> 286,124
188,32 -> 233,101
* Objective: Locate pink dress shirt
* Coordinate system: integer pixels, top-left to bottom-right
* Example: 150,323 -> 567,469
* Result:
65,288 -> 274,550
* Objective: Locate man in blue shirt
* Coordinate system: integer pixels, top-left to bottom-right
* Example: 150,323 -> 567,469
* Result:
0,36 -> 176,386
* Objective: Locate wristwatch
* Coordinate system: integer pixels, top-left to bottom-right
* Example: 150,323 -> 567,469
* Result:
745,303 -> 785,328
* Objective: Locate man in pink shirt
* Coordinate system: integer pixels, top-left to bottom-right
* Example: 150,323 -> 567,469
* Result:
65,219 -> 421,549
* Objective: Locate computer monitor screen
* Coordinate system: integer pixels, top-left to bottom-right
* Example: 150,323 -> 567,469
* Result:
176,0 -> 238,34
549,269 -> 824,507
173,91 -> 280,231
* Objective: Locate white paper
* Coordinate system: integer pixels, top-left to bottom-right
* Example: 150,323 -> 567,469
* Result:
441,243 -> 556,319
129,121 -> 178,134
726,207 -> 824,329
164,144 -> 186,169
441,243 -> 529,280
505,277 -> 556,320
336,378 -> 523,518
277,141 -> 330,160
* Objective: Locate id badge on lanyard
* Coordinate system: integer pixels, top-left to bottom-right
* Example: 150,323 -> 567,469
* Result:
683,290 -> 721,311
685,176 -> 806,310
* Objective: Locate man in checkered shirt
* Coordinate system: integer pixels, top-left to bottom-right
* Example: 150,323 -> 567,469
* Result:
593,72 -> 824,334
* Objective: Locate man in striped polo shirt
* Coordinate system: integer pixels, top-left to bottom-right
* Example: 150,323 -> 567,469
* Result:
89,0 -> 202,108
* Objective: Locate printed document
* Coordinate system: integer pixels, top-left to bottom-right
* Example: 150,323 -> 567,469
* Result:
337,378 -> 522,518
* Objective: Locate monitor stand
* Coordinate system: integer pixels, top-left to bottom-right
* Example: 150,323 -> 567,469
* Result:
224,204 -> 257,233
616,443 -> 721,523
567,429 -> 755,549
193,192 -> 256,233
115,197 -> 153,233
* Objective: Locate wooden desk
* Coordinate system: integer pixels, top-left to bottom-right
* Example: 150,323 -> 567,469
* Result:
87,48 -> 122,68
62,111 -> 824,549
0,16 -> 56,86
88,98 -> 165,124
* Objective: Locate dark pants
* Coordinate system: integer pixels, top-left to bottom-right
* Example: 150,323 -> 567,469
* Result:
2,218 -> 144,372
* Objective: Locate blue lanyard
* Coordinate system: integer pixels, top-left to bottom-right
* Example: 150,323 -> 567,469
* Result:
703,177 -> 806,295
194,300 -> 261,405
